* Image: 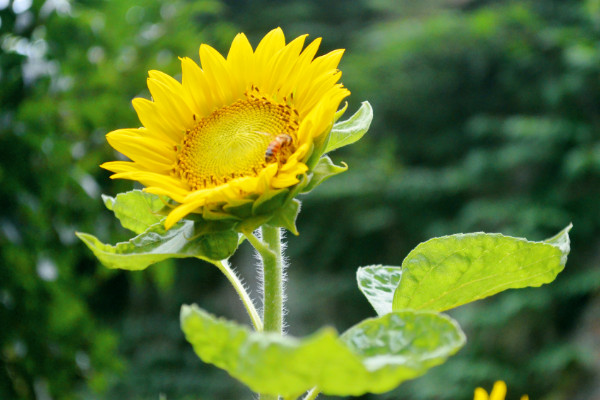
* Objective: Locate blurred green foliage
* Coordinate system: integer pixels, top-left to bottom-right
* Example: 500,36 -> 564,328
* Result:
1,0 -> 599,399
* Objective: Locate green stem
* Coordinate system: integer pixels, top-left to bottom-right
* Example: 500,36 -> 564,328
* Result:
244,226 -> 285,400
210,258 -> 263,332
260,225 -> 284,333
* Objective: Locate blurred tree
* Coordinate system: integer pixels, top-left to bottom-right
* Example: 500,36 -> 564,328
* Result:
0,0 -> 245,398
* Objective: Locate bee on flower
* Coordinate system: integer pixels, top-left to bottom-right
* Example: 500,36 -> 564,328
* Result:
102,28 -> 350,229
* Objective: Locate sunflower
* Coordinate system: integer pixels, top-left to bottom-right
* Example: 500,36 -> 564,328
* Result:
102,28 -> 350,229
474,381 -> 529,400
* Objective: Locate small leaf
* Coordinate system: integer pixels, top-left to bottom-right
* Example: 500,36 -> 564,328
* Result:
324,101 -> 373,154
393,225 -> 572,312
76,220 -> 238,270
301,156 -> 348,194
357,265 -> 403,316
102,190 -> 165,234
181,305 -> 464,398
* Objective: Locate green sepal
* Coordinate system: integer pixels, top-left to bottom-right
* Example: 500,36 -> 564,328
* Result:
180,304 -> 465,398
102,190 -> 166,234
392,224 -> 572,312
223,198 -> 256,219
76,220 -> 239,270
201,204 -> 241,221
267,199 -> 301,235
303,101 -> 349,170
286,172 -> 310,200
301,156 -> 348,194
252,188 -> 289,215
234,215 -> 273,234
357,265 -> 403,316
334,101 -> 349,122
324,101 -> 373,154
306,127 -> 333,171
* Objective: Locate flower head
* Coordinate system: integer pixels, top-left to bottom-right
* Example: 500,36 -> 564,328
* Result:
102,28 -> 350,229
474,381 -> 529,400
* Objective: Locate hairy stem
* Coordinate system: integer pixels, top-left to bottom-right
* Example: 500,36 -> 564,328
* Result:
244,226 -> 285,400
260,225 -> 284,333
212,258 -> 263,332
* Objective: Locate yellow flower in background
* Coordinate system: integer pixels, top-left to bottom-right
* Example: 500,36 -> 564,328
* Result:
474,381 -> 529,400
102,28 -> 349,229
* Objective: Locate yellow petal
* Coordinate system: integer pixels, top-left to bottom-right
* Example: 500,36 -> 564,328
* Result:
279,37 -> 322,95
165,198 -> 206,229
147,77 -> 193,130
200,44 -> 238,106
262,34 -> 307,94
180,57 -> 215,117
227,32 -> 254,92
489,381 -> 508,400
253,27 -> 286,85
131,98 -> 181,144
474,388 -> 489,400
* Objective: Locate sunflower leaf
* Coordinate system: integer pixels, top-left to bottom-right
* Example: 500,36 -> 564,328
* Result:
102,190 -> 166,234
181,304 -> 464,398
301,156 -> 348,194
76,220 -> 239,270
392,225 -> 572,312
357,265 -> 403,316
325,101 -> 373,154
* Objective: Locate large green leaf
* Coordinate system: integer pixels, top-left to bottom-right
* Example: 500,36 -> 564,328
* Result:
393,224 -> 572,312
102,190 -> 165,234
76,220 -> 238,270
181,304 -> 464,398
357,265 -> 403,316
324,101 -> 373,154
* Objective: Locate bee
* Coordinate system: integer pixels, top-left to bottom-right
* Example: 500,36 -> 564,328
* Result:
263,133 -> 293,163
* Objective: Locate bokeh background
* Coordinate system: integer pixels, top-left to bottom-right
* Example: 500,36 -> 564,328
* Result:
2,0 -> 600,399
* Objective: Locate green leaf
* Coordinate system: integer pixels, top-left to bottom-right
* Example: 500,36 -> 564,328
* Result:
340,311 -> 465,392
102,190 -> 165,234
357,265 -> 403,316
267,199 -> 301,235
76,220 -> 238,270
544,223 -> 572,266
393,225 -> 572,312
181,305 -> 464,398
324,101 -> 373,154
301,156 -> 348,194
